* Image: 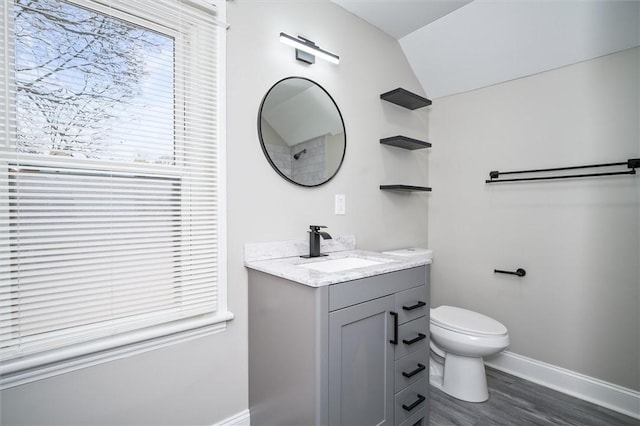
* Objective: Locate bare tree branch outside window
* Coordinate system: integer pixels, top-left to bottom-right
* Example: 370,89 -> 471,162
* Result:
14,0 -> 174,163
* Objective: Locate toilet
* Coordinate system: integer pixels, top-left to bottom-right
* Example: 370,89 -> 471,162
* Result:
429,305 -> 510,402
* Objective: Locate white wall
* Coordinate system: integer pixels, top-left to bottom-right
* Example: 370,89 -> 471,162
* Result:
225,0 -> 430,257
0,1 -> 429,424
428,47 -> 640,391
400,0 -> 640,99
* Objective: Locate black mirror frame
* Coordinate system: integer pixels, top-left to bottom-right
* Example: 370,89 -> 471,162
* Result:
257,76 -> 346,188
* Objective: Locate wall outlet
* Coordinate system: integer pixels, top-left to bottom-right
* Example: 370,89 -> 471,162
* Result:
335,194 -> 346,215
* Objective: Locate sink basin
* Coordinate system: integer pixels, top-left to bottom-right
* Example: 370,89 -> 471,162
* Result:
298,257 -> 390,273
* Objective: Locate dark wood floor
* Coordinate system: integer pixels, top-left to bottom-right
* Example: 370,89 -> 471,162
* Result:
430,367 -> 640,426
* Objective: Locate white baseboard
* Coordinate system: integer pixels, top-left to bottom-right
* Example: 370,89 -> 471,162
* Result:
214,409 -> 250,426
486,351 -> 640,420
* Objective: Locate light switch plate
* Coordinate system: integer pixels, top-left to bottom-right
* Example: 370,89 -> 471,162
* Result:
335,194 -> 346,215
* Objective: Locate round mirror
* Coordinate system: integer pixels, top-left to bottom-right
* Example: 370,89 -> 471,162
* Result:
258,77 -> 346,187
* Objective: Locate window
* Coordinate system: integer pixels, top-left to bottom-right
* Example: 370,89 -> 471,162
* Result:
0,0 -> 228,387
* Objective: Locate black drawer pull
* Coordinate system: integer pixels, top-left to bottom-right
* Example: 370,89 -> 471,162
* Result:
402,301 -> 426,311
402,394 -> 425,412
403,333 -> 426,345
390,311 -> 398,345
402,363 -> 426,378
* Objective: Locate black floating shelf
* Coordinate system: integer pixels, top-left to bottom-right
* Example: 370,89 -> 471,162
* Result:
380,88 -> 432,110
380,185 -> 432,192
380,136 -> 431,150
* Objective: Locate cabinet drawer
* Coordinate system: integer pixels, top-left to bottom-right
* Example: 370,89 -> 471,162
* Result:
395,317 -> 429,360
398,409 -> 426,426
394,376 -> 428,425
329,266 -> 425,311
395,349 -> 428,393
395,286 -> 428,325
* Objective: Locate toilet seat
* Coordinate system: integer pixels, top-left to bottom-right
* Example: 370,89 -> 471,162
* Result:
431,305 -> 507,337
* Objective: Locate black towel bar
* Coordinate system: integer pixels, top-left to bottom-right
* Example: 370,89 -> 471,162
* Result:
486,158 -> 639,183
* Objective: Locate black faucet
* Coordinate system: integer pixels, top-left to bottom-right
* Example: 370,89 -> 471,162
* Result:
301,225 -> 332,258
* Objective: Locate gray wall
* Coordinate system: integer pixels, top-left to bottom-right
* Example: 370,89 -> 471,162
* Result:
0,1 -> 429,424
427,47 -> 640,391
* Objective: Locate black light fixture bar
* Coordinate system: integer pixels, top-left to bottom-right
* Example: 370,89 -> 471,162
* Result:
279,32 -> 339,65
486,158 -> 639,183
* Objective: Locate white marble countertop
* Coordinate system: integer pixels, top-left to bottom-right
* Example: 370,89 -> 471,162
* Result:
244,236 -> 432,287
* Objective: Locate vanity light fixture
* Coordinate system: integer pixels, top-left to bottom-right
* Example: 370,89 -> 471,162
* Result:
279,32 -> 340,65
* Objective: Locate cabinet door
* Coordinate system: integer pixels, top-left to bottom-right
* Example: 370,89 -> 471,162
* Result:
329,295 -> 395,426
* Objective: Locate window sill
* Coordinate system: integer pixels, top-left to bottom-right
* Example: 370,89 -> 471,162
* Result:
0,311 -> 234,390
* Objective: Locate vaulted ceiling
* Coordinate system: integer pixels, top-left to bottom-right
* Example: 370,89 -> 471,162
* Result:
332,0 -> 640,99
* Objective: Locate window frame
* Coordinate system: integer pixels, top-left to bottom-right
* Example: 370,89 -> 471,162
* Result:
0,0 -> 230,389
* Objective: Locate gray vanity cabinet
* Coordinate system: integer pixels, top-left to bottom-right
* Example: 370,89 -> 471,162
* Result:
248,264 -> 430,426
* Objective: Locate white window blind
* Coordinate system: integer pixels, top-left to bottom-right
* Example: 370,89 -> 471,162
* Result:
0,0 -> 226,374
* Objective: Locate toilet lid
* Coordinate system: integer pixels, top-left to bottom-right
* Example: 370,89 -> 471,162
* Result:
431,306 -> 507,336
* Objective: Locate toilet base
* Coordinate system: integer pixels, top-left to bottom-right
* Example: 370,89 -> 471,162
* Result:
429,352 -> 444,390
430,353 -> 489,403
